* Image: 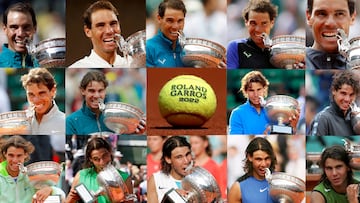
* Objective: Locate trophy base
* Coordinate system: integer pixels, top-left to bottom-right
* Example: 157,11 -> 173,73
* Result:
270,125 -> 293,134
75,184 -> 95,203
161,188 -> 187,203
44,195 -> 62,203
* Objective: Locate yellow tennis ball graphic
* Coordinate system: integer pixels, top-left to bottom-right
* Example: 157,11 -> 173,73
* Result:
158,75 -> 217,127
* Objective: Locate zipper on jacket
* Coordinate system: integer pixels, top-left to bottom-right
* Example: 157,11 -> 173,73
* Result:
96,116 -> 102,135
22,54 -> 26,68
173,52 -> 176,60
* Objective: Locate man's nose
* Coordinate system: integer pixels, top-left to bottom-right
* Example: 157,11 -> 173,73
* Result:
324,15 -> 337,27
105,24 -> 115,33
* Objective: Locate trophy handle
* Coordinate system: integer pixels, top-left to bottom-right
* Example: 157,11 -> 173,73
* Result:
343,138 -> 353,152
337,28 -> 351,60
261,33 -> 272,48
265,168 -> 272,182
177,30 -> 186,48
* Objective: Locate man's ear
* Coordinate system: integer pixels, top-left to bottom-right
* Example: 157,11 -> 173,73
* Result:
165,156 -> 171,164
84,25 -> 92,38
306,9 -> 313,26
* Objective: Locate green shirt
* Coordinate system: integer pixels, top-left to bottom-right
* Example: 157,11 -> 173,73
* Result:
313,179 -> 360,203
79,167 -> 129,203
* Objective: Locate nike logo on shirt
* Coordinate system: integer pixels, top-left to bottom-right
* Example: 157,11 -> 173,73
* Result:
324,188 -> 331,192
243,51 -> 252,58
260,187 -> 268,192
158,58 -> 166,64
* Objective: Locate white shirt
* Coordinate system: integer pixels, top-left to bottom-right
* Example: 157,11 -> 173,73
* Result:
69,49 -> 131,68
153,171 -> 181,203
30,101 -> 65,151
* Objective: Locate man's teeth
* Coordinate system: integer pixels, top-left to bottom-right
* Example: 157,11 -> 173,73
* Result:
104,38 -> 115,42
323,32 -> 337,37
15,40 -> 26,45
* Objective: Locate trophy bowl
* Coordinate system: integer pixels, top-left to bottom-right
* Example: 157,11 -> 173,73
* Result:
97,165 -> 129,203
34,38 -> 65,68
265,95 -> 299,125
269,35 -> 305,69
343,138 -> 360,170
126,30 -> 146,68
267,172 -> 305,203
0,111 -> 31,135
181,38 -> 226,68
103,102 -> 144,135
25,161 -> 61,189
181,166 -> 222,203
347,37 -> 360,69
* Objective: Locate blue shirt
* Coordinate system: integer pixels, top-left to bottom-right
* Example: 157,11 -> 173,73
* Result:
0,44 -> 39,68
229,100 -> 269,135
66,102 -> 112,136
146,30 -> 185,67
239,176 -> 275,203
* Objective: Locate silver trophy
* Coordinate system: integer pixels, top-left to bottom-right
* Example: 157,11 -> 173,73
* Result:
337,28 -> 360,69
19,161 -> 62,203
263,95 -> 299,134
98,99 -> 144,135
262,33 -> 305,69
343,138 -> 360,170
177,31 -> 226,68
115,30 -> 146,68
75,164 -> 137,203
350,102 -> 360,134
0,109 -> 33,135
306,152 -> 322,174
265,168 -> 305,203
162,166 -> 223,203
26,37 -> 66,68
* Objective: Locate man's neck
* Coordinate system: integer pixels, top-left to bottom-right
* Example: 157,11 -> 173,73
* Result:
94,49 -> 116,65
36,102 -> 54,123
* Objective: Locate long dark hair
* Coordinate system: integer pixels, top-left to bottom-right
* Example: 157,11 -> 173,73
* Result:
83,137 -> 113,169
161,136 -> 191,175
237,137 -> 277,182
319,145 -> 354,187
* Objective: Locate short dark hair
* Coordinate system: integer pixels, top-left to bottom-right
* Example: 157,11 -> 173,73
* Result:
80,70 -> 109,90
21,68 -> 56,91
3,2 -> 37,27
161,136 -> 191,175
83,0 -> 119,29
0,136 -> 35,162
242,0 -> 278,22
158,0 -> 187,18
331,70 -> 360,97
307,0 -> 356,15
238,137 -> 277,182
83,137 -> 113,168
319,145 -> 354,186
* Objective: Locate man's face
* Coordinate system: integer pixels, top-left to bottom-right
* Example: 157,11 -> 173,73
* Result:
84,9 -> 120,56
189,136 -> 207,157
26,83 -> 55,117
248,150 -> 272,180
3,11 -> 36,53
306,0 -> 356,53
245,11 -> 274,49
4,146 -> 27,175
157,8 -> 185,43
332,84 -> 355,113
165,146 -> 192,179
81,81 -> 106,112
90,148 -> 111,172
245,82 -> 265,107
324,158 -> 349,188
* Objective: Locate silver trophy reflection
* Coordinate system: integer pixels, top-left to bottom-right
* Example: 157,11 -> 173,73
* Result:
161,163 -> 223,203
75,164 -> 137,203
343,138 -> 360,170
0,104 -> 35,135
177,30 -> 226,68
114,30 -> 146,68
261,33 -> 305,69
25,37 -> 66,68
19,161 -> 63,203
337,28 -> 360,69
265,168 -> 305,203
262,95 -> 299,134
97,98 -> 144,135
